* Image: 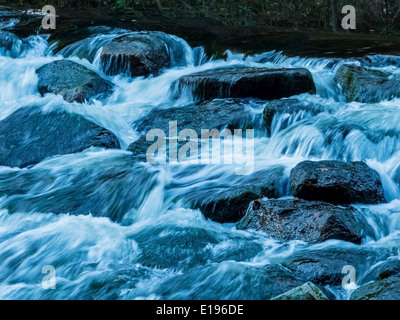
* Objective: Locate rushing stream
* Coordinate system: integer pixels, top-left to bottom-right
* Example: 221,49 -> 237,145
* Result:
1,25 -> 400,300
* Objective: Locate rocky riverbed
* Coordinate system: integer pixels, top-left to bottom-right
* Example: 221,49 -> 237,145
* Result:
1,6 -> 400,300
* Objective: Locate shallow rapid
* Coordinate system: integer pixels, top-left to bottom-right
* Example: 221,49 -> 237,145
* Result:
1,26 -> 400,300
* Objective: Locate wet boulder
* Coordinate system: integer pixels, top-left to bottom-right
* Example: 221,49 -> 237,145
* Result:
36,59 -> 114,103
100,31 -> 189,77
0,107 -> 120,168
290,160 -> 386,205
0,31 -> 49,58
173,67 -> 316,102
132,99 -> 253,135
134,225 -> 219,270
128,99 -> 257,160
262,98 -> 328,135
0,31 -> 22,57
335,64 -> 400,103
283,247 -> 390,286
236,199 -> 373,244
271,282 -> 329,300
350,274 -> 400,300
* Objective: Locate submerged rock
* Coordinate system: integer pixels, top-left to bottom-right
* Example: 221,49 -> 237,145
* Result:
184,166 -> 287,223
271,282 -> 329,300
127,99 -> 257,160
36,59 -> 114,103
0,31 -> 22,57
173,67 -> 316,102
262,98 -> 327,135
155,263 -> 305,300
0,107 -> 120,168
283,247 -> 390,286
361,258 -> 400,283
359,54 -> 400,68
0,155 -> 157,222
236,199 -> 373,244
350,274 -> 400,300
290,160 -> 386,205
100,31 -> 189,77
335,64 -> 400,103
134,99 -> 253,134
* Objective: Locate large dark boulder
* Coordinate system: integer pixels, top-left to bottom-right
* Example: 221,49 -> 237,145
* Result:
262,98 -> 328,136
173,67 -> 316,102
0,107 -> 120,168
290,160 -> 386,205
100,31 -> 189,77
335,64 -> 400,103
283,247 -> 391,286
36,59 -> 114,103
350,274 -> 400,300
236,199 -> 373,244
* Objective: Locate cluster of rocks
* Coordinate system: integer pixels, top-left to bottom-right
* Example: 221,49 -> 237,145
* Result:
0,30 -> 319,171
237,160 -> 385,244
231,159 -> 392,300
1,28 -> 399,300
0,33 -> 120,168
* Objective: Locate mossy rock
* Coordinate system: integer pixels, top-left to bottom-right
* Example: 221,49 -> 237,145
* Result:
335,64 -> 400,103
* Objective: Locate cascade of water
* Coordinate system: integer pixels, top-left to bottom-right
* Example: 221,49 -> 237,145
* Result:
1,26 -> 400,300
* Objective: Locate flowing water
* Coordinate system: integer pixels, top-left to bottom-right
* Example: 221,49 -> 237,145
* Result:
1,25 -> 400,300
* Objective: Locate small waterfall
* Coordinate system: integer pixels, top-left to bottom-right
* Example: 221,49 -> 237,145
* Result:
193,46 -> 209,66
59,27 -> 128,62
60,28 -> 195,77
